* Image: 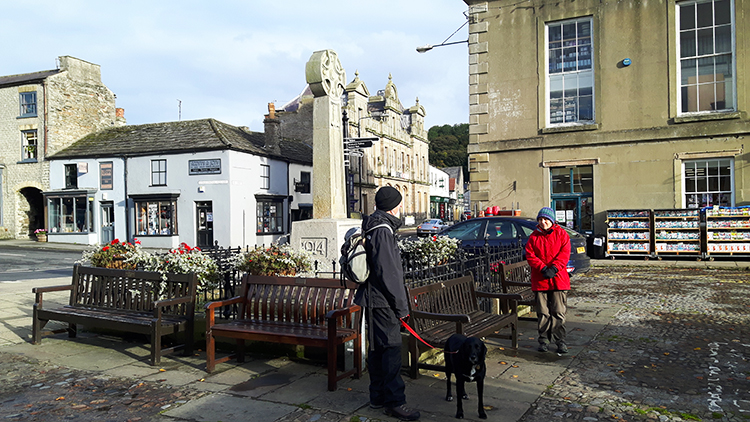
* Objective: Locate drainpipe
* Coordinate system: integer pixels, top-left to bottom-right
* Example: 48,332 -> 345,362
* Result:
43,79 -> 48,156
123,156 -> 131,242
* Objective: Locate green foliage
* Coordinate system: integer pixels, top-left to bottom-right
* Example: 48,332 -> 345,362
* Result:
427,123 -> 469,178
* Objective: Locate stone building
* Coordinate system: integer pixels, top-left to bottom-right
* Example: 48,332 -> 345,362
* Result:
277,72 -> 430,224
0,56 -> 121,239
463,0 -> 749,238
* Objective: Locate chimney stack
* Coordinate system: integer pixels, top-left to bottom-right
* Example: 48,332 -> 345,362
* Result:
115,108 -> 126,126
263,102 -> 281,155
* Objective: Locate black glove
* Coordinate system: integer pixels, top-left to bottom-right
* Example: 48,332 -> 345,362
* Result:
542,265 -> 559,279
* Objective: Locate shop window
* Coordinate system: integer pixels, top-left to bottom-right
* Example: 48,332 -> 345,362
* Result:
151,159 -> 167,186
135,199 -> 177,236
19,92 -> 37,117
683,158 -> 733,208
546,17 -> 595,125
261,164 -> 270,189
64,164 -> 78,189
47,195 -> 93,233
21,130 -> 37,161
551,166 -> 593,194
677,0 -> 735,113
257,199 -> 284,234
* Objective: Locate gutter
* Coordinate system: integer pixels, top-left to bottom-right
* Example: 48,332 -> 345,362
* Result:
123,156 -> 130,242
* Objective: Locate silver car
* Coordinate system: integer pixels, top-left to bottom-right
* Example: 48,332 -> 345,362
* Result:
416,219 -> 449,236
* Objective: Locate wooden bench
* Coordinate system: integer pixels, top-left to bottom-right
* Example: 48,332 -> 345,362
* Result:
32,264 -> 198,366
406,275 -> 518,378
491,261 -> 535,321
205,275 -> 362,391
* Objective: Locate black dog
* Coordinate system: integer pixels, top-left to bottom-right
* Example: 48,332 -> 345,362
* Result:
444,334 -> 487,419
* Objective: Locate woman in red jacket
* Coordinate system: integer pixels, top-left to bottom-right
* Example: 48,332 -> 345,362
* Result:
525,207 -> 571,354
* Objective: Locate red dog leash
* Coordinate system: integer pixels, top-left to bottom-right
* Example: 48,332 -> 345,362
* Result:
399,317 -> 458,354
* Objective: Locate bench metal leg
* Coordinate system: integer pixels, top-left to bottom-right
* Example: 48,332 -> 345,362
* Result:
67,323 -> 77,338
354,333 -> 362,379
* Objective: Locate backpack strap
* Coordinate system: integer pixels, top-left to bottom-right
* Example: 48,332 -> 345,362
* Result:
364,223 -> 393,236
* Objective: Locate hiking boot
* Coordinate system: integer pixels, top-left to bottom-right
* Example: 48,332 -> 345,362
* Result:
538,343 -> 549,352
384,404 -> 421,421
557,342 -> 569,354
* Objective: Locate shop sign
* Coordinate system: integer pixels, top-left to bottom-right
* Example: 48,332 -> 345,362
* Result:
189,159 -> 221,175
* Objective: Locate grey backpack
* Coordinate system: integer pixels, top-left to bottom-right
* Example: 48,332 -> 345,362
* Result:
340,223 -> 392,284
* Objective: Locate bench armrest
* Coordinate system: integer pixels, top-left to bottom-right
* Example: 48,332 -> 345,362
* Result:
325,304 -> 362,320
411,309 -> 470,324
204,296 -> 243,311
32,284 -> 73,295
33,284 -> 73,309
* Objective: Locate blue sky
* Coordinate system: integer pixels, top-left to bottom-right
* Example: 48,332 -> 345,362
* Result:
1,1 -> 469,132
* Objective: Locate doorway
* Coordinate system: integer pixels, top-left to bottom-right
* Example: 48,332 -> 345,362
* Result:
552,197 -> 593,234
101,202 -> 115,244
196,201 -> 213,248
550,166 -> 594,235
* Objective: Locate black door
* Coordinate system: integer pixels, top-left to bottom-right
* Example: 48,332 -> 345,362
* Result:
196,201 -> 213,248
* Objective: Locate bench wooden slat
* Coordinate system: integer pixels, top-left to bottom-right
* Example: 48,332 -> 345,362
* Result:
32,264 -> 198,365
205,275 -> 362,391
406,275 -> 518,378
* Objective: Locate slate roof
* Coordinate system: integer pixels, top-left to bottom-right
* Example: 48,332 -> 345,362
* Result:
0,69 -> 61,88
49,118 -> 312,165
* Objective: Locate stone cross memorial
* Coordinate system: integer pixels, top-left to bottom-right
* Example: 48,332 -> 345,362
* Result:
291,50 -> 360,273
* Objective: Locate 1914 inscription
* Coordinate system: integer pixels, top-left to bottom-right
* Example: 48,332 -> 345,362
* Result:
300,238 -> 327,256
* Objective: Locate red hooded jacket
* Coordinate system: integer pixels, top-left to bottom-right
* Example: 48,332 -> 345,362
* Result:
525,223 -> 571,291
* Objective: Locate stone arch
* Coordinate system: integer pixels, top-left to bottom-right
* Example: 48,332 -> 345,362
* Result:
18,186 -> 44,239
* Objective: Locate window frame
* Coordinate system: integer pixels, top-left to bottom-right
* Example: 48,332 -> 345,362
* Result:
256,198 -> 284,234
46,193 -> 94,234
20,129 -> 38,162
134,198 -> 178,236
150,159 -> 167,186
261,164 -> 270,190
545,16 -> 596,127
299,171 -> 311,194
682,158 -> 734,208
64,164 -> 78,189
19,92 -> 37,118
676,0 -> 736,115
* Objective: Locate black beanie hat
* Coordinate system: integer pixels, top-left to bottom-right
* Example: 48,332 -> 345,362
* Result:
375,186 -> 402,211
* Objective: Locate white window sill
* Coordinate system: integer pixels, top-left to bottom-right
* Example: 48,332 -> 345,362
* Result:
674,111 -> 741,124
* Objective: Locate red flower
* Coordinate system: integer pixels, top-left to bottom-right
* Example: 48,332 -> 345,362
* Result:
134,239 -> 141,245
102,246 -> 110,251
195,247 -> 201,252
111,239 -> 120,245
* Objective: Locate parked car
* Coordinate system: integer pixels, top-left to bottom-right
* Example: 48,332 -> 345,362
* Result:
437,216 -> 591,275
416,219 -> 450,236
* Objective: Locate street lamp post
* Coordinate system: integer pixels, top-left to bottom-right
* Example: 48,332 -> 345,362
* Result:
415,16 -> 469,53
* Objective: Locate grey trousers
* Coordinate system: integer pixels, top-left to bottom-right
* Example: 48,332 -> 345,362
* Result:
535,290 -> 568,345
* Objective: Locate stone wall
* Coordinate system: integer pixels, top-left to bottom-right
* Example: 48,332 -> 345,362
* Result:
0,56 -> 117,239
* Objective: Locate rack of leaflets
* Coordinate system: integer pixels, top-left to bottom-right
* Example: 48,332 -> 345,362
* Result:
704,206 -> 750,257
606,210 -> 652,257
652,209 -> 701,257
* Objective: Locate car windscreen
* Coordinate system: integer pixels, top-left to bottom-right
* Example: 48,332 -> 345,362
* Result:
439,220 -> 487,241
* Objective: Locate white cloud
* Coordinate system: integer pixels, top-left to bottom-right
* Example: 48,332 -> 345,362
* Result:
0,0 -> 469,131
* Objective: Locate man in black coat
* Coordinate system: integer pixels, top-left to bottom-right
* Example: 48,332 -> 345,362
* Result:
354,186 -> 420,421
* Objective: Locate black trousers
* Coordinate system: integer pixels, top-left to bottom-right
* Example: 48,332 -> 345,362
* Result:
366,306 -> 406,408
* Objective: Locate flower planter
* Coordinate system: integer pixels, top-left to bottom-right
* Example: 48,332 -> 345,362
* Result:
36,234 -> 47,242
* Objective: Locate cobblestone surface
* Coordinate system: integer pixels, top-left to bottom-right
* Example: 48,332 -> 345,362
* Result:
522,267 -> 750,422
0,353 -> 209,421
